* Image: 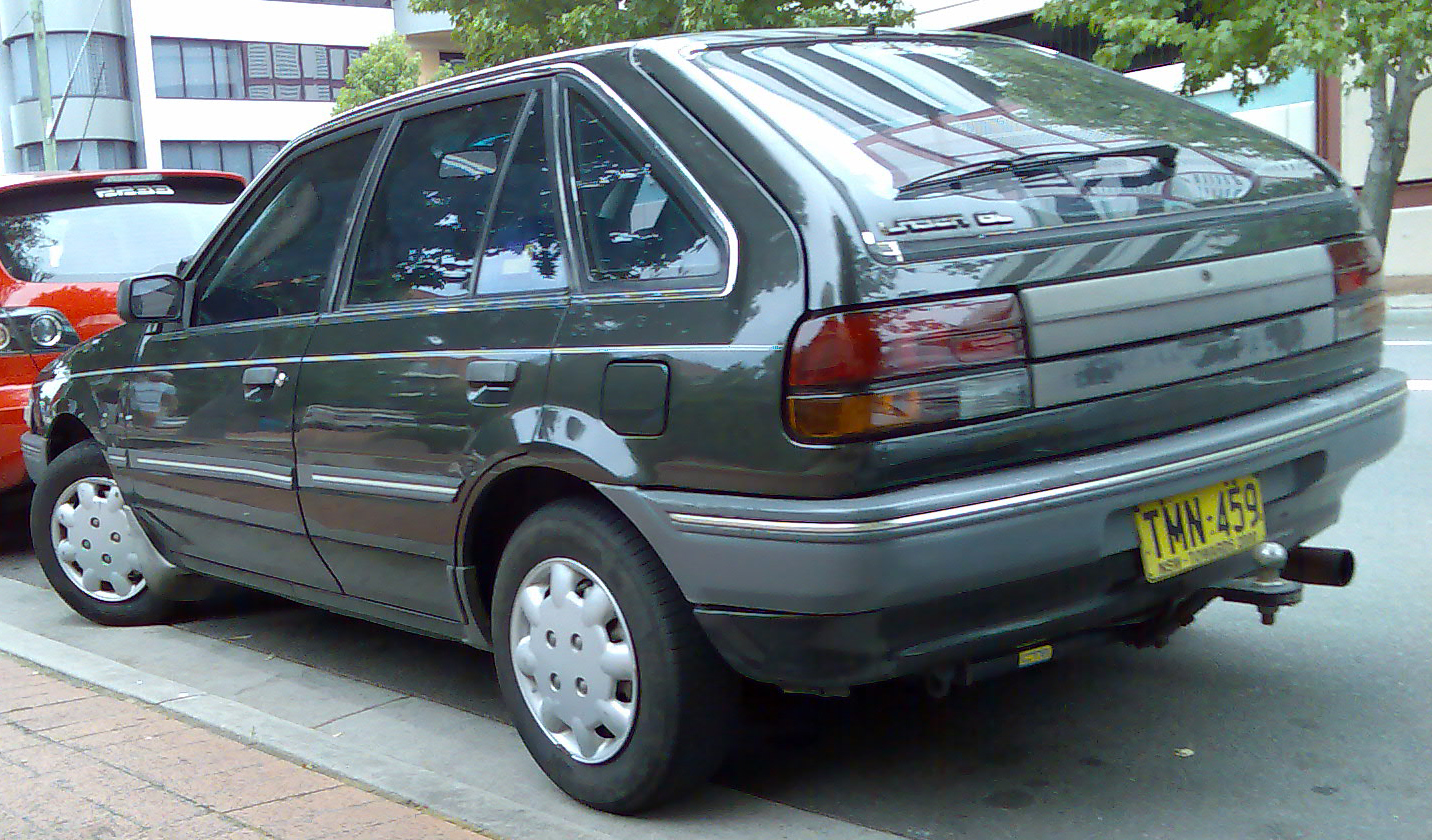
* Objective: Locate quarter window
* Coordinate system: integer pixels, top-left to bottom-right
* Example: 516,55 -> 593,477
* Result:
568,96 -> 721,288
476,98 -> 567,295
348,95 -> 525,306
194,131 -> 378,327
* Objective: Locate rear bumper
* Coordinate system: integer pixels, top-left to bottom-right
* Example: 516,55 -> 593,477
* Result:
600,370 -> 1407,689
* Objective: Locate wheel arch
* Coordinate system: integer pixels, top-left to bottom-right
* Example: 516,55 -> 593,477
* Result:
456,463 -> 612,639
46,413 -> 95,463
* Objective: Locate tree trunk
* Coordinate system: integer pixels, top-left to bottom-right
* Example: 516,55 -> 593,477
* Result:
1360,64 -> 1422,249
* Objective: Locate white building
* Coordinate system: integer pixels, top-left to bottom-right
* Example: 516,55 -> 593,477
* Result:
909,0 -> 1431,278
0,0 -> 395,179
393,0 -> 461,79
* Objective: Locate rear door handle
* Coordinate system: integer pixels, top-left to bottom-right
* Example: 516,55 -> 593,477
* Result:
242,366 -> 287,388
465,360 -> 518,386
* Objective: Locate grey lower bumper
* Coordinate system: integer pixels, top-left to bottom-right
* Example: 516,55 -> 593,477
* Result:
20,432 -> 45,484
602,370 -> 1405,688
601,370 -> 1406,618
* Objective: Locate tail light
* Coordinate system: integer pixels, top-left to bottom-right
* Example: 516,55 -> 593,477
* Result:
785,293 -> 1031,442
1327,236 -> 1384,341
0,307 -> 80,356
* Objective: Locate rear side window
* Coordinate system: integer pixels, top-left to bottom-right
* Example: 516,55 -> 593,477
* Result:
0,180 -> 239,284
194,130 -> 377,326
568,96 -> 721,289
349,95 -> 526,305
695,41 -> 1336,244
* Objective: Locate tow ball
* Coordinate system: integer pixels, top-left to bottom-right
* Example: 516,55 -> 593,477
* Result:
1132,542 -> 1356,646
1210,542 -> 1304,625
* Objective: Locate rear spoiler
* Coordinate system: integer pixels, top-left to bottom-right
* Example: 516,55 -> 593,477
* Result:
0,171 -> 245,216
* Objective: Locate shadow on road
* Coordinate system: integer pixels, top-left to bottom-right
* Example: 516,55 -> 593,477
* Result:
0,487 -> 32,554
164,587 -> 1401,840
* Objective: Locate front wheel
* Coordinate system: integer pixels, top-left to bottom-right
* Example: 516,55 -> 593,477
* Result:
31,441 -> 180,626
492,498 -> 737,813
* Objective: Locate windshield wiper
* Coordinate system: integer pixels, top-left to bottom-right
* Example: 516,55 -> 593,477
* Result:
896,142 -> 1179,196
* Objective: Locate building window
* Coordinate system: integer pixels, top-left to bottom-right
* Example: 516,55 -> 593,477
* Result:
439,52 -> 466,66
19,139 -> 136,171
161,140 -> 284,181
153,38 -> 364,102
968,14 -> 1179,72
8,32 -> 129,102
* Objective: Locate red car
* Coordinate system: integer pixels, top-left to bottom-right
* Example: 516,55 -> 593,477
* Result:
0,170 -> 245,497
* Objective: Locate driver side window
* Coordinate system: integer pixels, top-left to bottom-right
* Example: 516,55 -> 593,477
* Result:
193,130 -> 378,327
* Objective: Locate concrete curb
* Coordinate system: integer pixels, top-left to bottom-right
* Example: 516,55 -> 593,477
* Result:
0,620 -> 612,840
0,595 -> 905,840
1388,293 -> 1432,310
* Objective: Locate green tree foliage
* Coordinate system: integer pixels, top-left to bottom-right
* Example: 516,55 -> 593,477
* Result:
410,0 -> 912,69
0,214 -> 53,283
333,33 -> 424,114
1038,0 -> 1432,247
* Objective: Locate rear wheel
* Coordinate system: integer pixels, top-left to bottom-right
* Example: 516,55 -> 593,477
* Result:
31,442 -> 179,626
492,498 -> 736,813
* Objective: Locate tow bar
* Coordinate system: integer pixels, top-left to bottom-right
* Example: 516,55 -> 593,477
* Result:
924,543 -> 1359,692
1210,542 -> 1356,625
1209,542 -> 1302,624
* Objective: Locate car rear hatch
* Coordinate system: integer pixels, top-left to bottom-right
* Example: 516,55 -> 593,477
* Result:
681,34 -> 1384,488
0,171 -> 243,370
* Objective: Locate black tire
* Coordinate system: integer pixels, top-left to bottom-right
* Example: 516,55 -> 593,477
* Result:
31,441 -> 179,626
492,498 -> 737,814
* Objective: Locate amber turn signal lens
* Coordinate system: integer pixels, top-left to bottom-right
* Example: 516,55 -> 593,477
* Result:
788,390 -> 926,440
787,370 -> 1031,441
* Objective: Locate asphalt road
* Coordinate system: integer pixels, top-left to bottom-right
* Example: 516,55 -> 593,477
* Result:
3,314 -> 1430,840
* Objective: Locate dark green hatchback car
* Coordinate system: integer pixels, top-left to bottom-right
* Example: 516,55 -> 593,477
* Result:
22,29 -> 1406,812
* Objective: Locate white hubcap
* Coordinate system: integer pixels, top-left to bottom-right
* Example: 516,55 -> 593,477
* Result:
510,558 -> 638,764
50,478 -> 153,603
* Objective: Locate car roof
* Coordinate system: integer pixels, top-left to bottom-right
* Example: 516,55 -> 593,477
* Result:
0,169 -> 246,193
319,28 -> 1012,139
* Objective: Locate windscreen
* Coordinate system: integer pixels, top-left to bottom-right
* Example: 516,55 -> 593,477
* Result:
694,40 -> 1337,241
0,182 -> 238,284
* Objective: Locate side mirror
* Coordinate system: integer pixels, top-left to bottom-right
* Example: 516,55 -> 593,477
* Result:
118,274 -> 184,324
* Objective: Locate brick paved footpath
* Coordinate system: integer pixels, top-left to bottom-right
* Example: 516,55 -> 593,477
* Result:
0,653 -> 491,840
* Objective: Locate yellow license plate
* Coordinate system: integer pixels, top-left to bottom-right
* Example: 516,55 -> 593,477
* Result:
1135,476 -> 1266,582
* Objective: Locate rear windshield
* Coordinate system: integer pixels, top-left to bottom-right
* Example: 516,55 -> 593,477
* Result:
694,39 -> 1336,243
0,183 -> 237,284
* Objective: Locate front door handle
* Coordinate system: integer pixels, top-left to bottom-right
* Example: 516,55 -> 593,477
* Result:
242,366 -> 287,389
465,360 -> 518,386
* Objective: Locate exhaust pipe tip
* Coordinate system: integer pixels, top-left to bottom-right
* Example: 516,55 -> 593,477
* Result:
1283,546 -> 1355,587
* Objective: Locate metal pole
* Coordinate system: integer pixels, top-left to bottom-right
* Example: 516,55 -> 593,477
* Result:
49,0 -> 109,143
30,0 -> 56,170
